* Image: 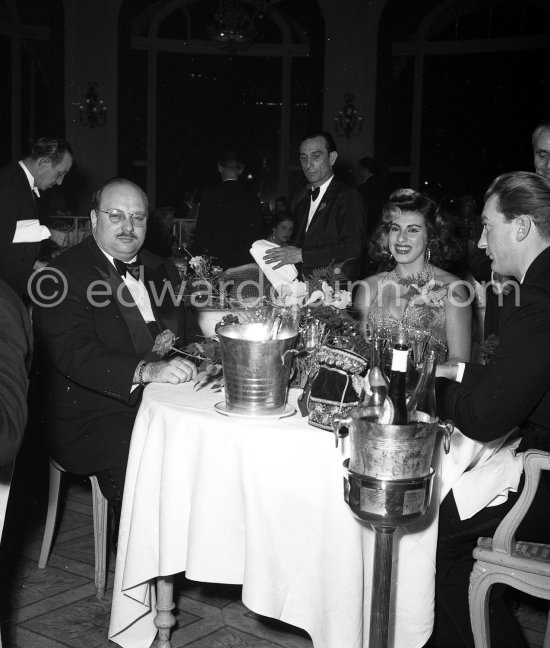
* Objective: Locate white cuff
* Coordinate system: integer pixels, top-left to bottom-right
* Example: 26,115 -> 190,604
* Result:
12,219 -> 51,243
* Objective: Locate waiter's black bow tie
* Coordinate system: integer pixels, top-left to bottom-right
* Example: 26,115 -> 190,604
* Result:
308,186 -> 320,201
114,258 -> 142,280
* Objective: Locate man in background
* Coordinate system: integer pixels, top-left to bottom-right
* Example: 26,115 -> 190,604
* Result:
533,119 -> 550,180
192,150 -> 264,269
0,137 -> 74,298
264,131 -> 366,281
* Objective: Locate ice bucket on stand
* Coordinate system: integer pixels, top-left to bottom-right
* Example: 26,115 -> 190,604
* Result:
217,322 -> 298,416
332,411 -> 453,648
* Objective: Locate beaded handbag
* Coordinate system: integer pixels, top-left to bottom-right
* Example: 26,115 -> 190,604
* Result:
307,345 -> 368,431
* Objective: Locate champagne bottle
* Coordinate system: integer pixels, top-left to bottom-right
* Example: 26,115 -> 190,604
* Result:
407,350 -> 438,423
387,342 -> 409,424
356,341 -> 390,422
357,367 -> 388,422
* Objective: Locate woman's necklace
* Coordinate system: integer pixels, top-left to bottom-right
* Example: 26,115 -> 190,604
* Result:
391,262 -> 433,287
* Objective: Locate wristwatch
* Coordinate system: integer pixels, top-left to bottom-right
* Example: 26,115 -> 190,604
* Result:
138,361 -> 150,386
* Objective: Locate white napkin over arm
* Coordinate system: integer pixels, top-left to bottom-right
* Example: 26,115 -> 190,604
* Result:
452,436 -> 524,520
12,219 -> 51,243
250,239 -> 298,293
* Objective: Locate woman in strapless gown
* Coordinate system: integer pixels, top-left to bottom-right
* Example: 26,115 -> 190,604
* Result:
355,188 -> 471,363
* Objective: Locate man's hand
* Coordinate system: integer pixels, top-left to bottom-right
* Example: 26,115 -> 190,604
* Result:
143,358 -> 197,385
263,245 -> 302,269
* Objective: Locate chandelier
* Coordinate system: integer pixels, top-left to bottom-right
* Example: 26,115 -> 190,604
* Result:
334,93 -> 363,139
208,0 -> 256,53
78,82 -> 107,129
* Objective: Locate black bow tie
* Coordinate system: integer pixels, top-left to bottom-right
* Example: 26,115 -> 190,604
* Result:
114,258 -> 142,280
308,186 -> 320,201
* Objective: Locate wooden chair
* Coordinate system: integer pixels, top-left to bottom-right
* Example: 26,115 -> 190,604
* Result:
221,263 -> 273,303
0,461 -> 15,648
38,459 -> 109,600
469,449 -> 550,648
0,461 -> 15,544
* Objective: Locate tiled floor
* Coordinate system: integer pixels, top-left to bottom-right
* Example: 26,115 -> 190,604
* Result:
0,422 -> 547,648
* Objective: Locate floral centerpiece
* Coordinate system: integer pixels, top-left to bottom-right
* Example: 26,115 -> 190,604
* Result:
183,252 -> 225,307
276,265 -> 367,358
179,263 -> 368,391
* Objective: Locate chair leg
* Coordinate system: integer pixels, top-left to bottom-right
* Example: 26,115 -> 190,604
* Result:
469,562 -> 494,648
38,462 -> 62,569
543,601 -> 550,648
89,476 -> 108,600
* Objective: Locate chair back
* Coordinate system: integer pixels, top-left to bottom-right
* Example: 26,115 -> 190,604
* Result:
469,449 -> 550,648
221,263 -> 273,303
0,461 -> 15,543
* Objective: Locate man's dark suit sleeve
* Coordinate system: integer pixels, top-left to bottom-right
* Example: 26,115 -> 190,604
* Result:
301,188 -> 366,271
0,281 -> 32,465
34,267 -> 143,404
0,182 -> 21,246
436,285 -> 550,442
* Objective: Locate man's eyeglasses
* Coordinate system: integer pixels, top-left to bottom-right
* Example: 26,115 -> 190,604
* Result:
98,209 -> 148,227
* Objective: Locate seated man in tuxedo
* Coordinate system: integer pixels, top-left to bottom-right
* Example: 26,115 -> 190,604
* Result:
431,171 -> 550,648
263,130 -> 366,282
33,178 -> 196,515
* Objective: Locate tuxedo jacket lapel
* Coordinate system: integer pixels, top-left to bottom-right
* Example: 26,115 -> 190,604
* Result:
294,196 -> 310,247
90,241 -> 155,355
142,264 -> 179,335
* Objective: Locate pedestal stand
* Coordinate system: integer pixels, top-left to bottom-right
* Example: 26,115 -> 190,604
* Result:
333,414 -> 453,648
343,460 -> 435,648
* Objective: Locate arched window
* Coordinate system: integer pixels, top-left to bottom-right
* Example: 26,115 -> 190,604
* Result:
0,0 -> 64,164
378,0 -> 550,199
118,0 -> 323,213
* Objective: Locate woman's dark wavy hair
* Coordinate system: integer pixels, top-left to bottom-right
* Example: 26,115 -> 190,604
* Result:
367,188 -> 433,263
366,188 -> 463,269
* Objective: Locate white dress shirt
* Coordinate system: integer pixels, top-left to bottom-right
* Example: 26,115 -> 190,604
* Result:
97,246 -> 156,323
306,175 -> 334,231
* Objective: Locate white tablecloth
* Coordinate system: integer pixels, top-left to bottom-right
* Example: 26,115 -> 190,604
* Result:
108,384 -> 495,648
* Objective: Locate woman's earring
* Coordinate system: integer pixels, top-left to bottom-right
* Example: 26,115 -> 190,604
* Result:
425,247 -> 431,263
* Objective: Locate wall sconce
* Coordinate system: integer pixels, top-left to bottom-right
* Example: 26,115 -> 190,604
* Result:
77,82 -> 107,129
334,93 -> 363,138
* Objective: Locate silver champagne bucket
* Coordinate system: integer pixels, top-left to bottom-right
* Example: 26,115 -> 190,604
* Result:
333,412 -> 453,482
218,323 -> 297,415
332,410 -> 453,648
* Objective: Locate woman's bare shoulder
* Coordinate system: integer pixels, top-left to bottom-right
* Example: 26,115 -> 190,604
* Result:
359,272 -> 389,288
432,266 -> 462,286
433,266 -> 470,301
355,272 -> 388,307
